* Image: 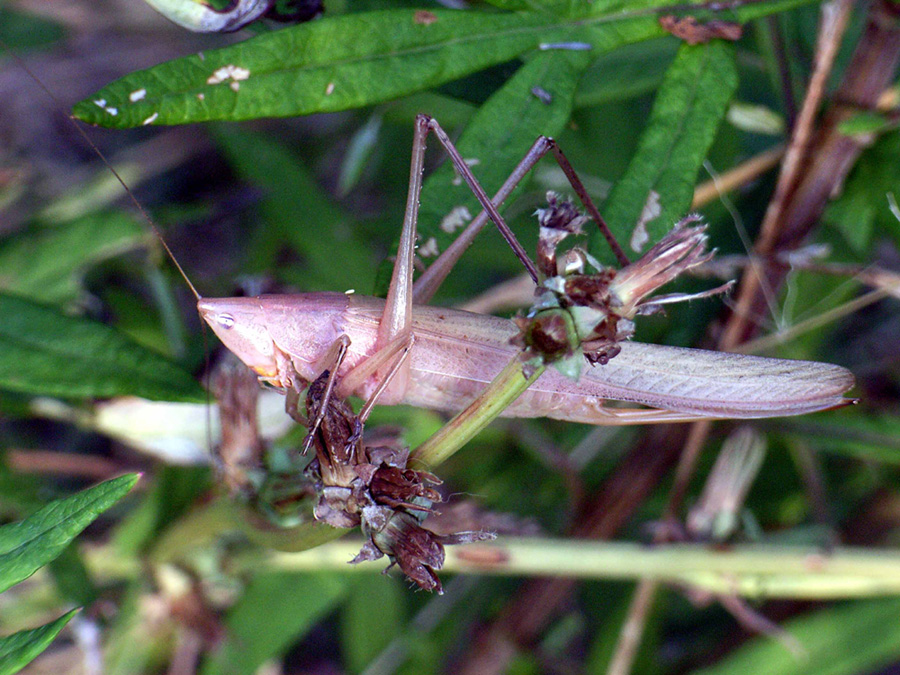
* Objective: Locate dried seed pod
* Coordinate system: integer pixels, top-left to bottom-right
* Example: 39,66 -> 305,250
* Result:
515,211 -> 732,377
302,368 -> 495,591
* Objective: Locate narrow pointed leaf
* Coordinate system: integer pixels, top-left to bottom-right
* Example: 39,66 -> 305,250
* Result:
0,213 -> 145,304
0,474 -> 138,593
413,48 -> 593,276
692,598 -> 900,675
73,0 -> 813,128
574,38 -> 678,108
202,573 -> 346,675
0,294 -> 204,401
74,10 -> 567,127
596,41 -> 738,258
210,126 -> 377,292
0,609 -> 79,675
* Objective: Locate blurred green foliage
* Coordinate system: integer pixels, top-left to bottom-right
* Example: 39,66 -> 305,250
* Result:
1,0 -> 899,673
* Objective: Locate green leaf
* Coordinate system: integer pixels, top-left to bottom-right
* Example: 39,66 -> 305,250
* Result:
210,126 -> 378,293
411,48 -> 594,285
0,609 -> 78,675
73,10 -> 568,127
0,293 -> 205,401
574,38 -> 678,108
691,599 -> 900,675
102,581 -> 164,675
202,572 -> 347,675
0,452 -> 43,515
73,0 -> 813,128
340,576 -> 404,672
338,112 -> 384,197
837,111 -> 894,137
48,544 -> 98,608
0,10 -> 65,51
824,130 -> 900,253
781,412 -> 900,464
0,474 -> 138,593
0,213 -> 145,304
597,41 -> 738,259
113,466 -> 210,557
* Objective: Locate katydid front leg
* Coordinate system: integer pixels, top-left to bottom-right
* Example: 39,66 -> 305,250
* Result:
275,346 -> 308,426
301,335 -> 351,454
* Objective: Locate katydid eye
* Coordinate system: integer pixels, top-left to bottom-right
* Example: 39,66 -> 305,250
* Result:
216,314 -> 235,329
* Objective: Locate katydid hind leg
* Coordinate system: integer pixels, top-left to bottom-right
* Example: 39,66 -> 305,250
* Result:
413,135 -> 554,304
337,332 -> 416,404
425,116 -> 540,283
554,407 -> 721,425
547,141 -> 630,267
377,114 -> 541,398
411,120 -> 631,306
373,115 -> 432,402
377,117 -> 427,352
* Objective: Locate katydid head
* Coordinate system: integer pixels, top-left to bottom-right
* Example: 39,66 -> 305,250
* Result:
198,297 -> 279,379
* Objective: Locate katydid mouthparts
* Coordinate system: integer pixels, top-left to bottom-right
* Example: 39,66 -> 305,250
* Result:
195,115 -> 855,426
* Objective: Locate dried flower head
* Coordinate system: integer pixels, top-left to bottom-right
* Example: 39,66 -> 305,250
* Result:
515,210 -> 732,376
609,215 -> 733,319
535,192 -> 590,277
302,369 -> 495,591
352,510 -> 494,594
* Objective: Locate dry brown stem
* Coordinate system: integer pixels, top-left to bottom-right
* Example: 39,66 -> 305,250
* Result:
723,0 -> 900,348
605,3 -> 900,671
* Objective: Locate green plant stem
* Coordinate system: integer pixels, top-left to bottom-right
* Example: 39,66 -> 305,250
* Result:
410,357 -> 545,468
147,497 -> 344,560
252,539 -> 900,600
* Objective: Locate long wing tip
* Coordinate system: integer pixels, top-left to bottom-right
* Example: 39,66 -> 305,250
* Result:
819,363 -> 857,401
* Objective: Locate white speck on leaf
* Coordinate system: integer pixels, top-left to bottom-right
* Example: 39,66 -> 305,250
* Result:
93,99 -> 118,116
207,65 -> 251,85
418,237 -> 440,257
440,206 -> 472,234
325,82 -> 335,95
197,93 -> 205,101
531,86 -> 553,104
129,88 -> 147,102
630,190 -> 661,253
142,112 -> 159,126
230,81 -> 240,92
538,41 -> 592,51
